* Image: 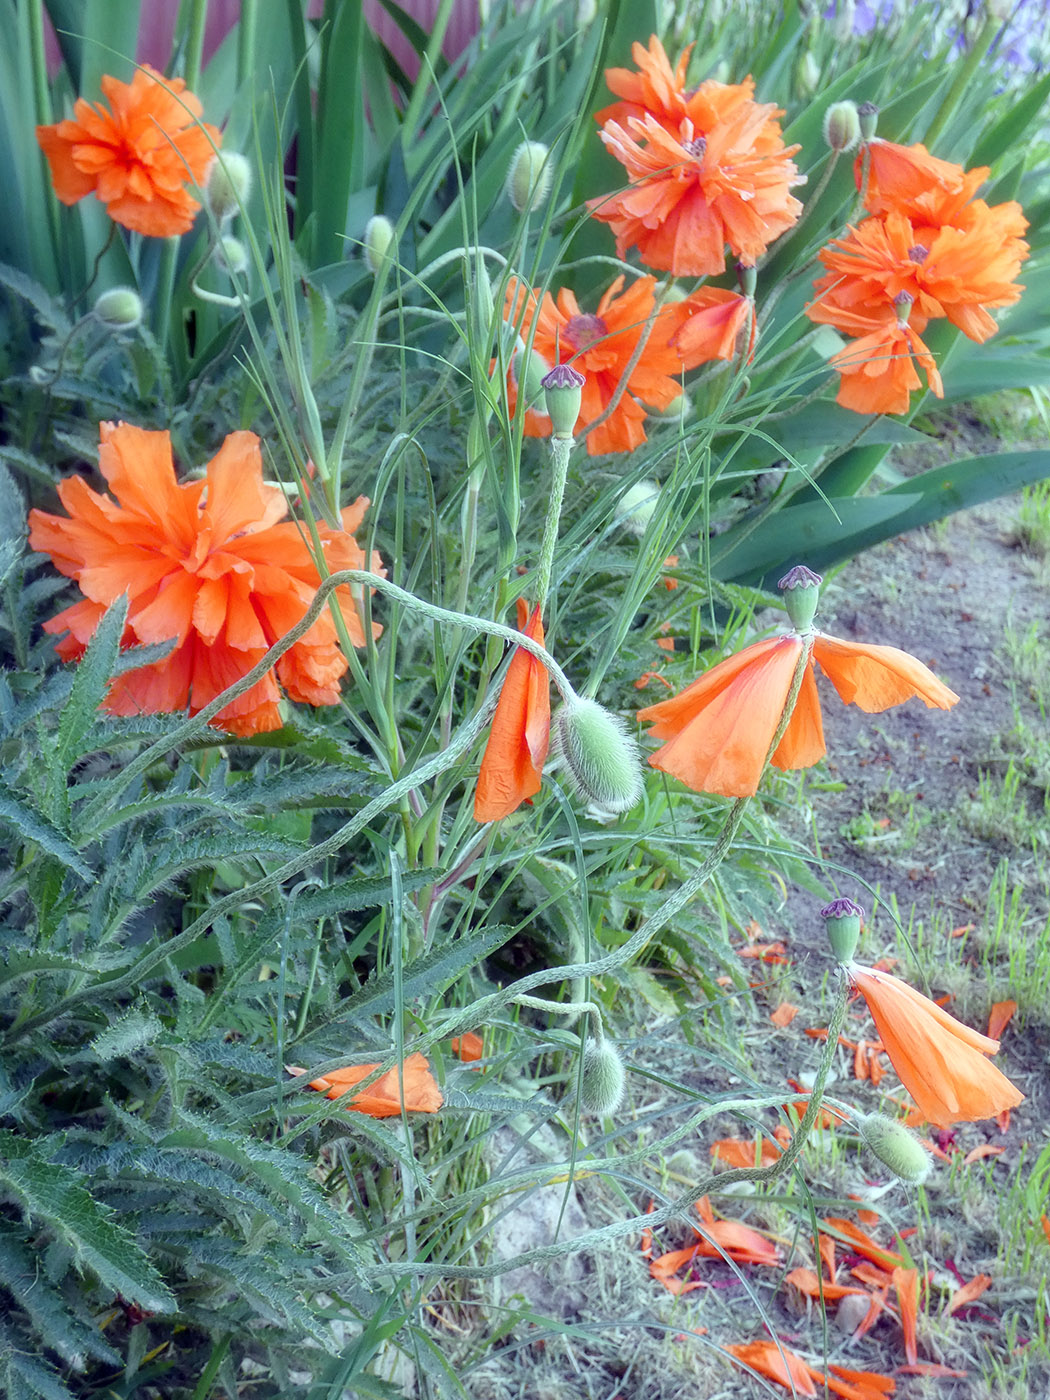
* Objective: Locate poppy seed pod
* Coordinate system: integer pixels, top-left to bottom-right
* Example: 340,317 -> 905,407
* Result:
821,897 -> 863,964
93,287 -> 143,330
778,563 -> 822,632
214,235 -> 248,276
579,1039 -> 625,1115
364,215 -> 396,276
206,152 -> 251,222
857,101 -> 880,142
506,140 -> 553,214
554,697 -> 644,814
823,101 -> 861,153
856,1113 -> 931,1184
541,363 -> 585,439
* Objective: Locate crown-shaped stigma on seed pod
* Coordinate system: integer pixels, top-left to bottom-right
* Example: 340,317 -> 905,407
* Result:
93,287 -> 143,331
506,140 -> 553,214
855,1112 -> 932,1185
821,896 -> 864,964
205,152 -> 252,223
554,697 -> 644,814
364,215 -> 396,277
778,563 -> 823,632
214,235 -> 248,277
579,1038 -> 626,1116
823,100 -> 861,153
857,101 -> 880,143
542,363 -> 585,440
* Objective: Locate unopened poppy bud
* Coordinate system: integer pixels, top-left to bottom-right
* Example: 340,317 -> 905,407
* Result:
206,152 -> 252,222
554,697 -> 644,814
821,896 -> 863,963
542,363 -> 585,439
93,287 -> 143,330
737,262 -> 757,298
214,235 -> 248,276
364,215 -> 396,276
778,563 -> 822,631
512,342 -> 551,409
506,140 -> 553,214
797,51 -> 820,98
856,1112 -> 931,1184
578,1038 -> 625,1115
857,101 -> 879,142
615,479 -> 660,536
823,100 -> 861,153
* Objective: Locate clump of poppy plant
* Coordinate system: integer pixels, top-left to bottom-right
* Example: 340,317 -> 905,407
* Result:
637,564 -> 958,798
36,66 -> 221,238
29,422 -> 382,736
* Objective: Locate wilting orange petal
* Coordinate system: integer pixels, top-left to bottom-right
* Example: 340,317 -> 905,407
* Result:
474,603 -> 550,821
896,1364 -> 968,1378
987,1000 -> 1017,1040
451,1032 -> 484,1063
946,1273 -> 992,1315
891,1266 -> 920,1365
823,1218 -> 904,1270
819,1233 -> 837,1282
826,1363 -> 896,1398
296,1052 -> 442,1117
812,635 -> 958,714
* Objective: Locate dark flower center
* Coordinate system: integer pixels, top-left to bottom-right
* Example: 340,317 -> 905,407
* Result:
908,244 -> 930,264
682,135 -> 707,161
564,313 -> 608,351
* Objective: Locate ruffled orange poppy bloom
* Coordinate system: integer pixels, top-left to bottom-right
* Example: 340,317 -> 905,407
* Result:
36,66 -> 220,237
637,630 -> 958,798
848,964 -> 1025,1128
856,139 -> 968,219
474,600 -> 550,821
29,423 -> 381,736
504,277 -> 747,455
725,1340 -> 895,1400
592,77 -> 803,276
595,34 -> 694,130
292,1052 -> 443,1117
829,308 -> 943,416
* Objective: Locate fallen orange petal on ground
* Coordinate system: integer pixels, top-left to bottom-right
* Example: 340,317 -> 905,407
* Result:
896,1364 -> 968,1378
786,1268 -> 870,1301
962,1144 -> 1005,1165
946,1273 -> 993,1315
892,1267 -> 920,1365
770,1001 -> 800,1027
710,1136 -> 782,1169
987,1000 -> 1018,1040
451,1032 -> 484,1063
724,1340 -> 818,1397
824,1218 -> 905,1270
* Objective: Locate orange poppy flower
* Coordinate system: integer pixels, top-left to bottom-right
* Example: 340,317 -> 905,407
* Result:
28,423 -> 381,736
473,600 -> 550,821
591,78 -> 803,276
856,139 -> 968,219
847,964 -> 1025,1127
290,1052 -> 443,1117
829,307 -> 943,416
637,628 -> 958,799
503,277 -> 746,455
36,65 -> 220,238
595,34 -> 694,130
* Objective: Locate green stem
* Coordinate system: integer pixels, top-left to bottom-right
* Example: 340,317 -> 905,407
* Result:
534,434 -> 572,611
924,15 -> 998,150
512,993 -> 604,1042
237,0 -> 258,93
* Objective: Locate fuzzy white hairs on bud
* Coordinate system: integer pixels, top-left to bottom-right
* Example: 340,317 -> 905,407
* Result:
554,698 -> 644,815
578,1039 -> 625,1116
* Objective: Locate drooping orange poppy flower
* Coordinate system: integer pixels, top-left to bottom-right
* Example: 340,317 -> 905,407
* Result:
503,277 -> 746,455
848,964 -> 1025,1127
36,65 -> 220,237
288,1052 -> 443,1117
29,423 -> 381,736
637,627 -> 958,799
473,600 -> 550,821
591,76 -> 803,276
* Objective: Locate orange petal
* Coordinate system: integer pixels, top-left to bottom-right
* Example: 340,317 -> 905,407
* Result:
786,1268 -> 870,1302
474,605 -> 550,821
962,1144 -> 1005,1165
770,1002 -> 800,1028
823,1218 -> 904,1270
891,1266 -> 920,1365
986,1000 -> 1017,1040
724,1340 -> 818,1397
710,1136 -> 781,1169
451,1032 -> 484,1063
304,1052 -> 442,1117
812,633 -> 958,713
946,1273 -> 992,1315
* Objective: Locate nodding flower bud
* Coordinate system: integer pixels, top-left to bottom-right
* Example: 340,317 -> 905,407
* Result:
778,564 -> 822,632
823,100 -> 861,153
214,235 -> 248,276
856,1113 -> 932,1185
554,697 -> 644,814
93,287 -> 143,330
857,101 -> 879,142
797,51 -> 820,99
506,140 -> 553,214
578,1038 -> 626,1116
512,342 -> 551,410
541,363 -> 585,439
364,215 -> 396,277
821,897 -> 864,964
615,479 -> 661,536
205,152 -> 252,222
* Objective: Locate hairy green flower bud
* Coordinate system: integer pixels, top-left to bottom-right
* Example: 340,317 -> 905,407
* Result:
214,235 -> 248,276
824,100 -> 861,153
506,140 -> 553,214
821,897 -> 863,964
579,1039 -> 625,1115
206,152 -> 252,222
93,287 -> 143,330
554,697 -> 643,815
615,479 -> 660,536
542,363 -> 584,439
856,1113 -> 931,1184
364,215 -> 396,277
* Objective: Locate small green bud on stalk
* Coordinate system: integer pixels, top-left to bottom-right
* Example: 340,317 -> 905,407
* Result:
214,236 -> 248,277
541,363 -> 585,439
797,51 -> 820,98
778,563 -> 822,631
823,100 -> 861,153
856,1112 -> 932,1184
579,1039 -> 626,1115
857,101 -> 880,142
821,897 -> 863,964
205,152 -> 252,222
554,697 -> 644,814
364,215 -> 396,277
93,287 -> 143,330
615,480 -> 661,536
506,140 -> 553,214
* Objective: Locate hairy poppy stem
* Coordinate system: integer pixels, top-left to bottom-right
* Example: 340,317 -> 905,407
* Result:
512,992 -> 605,1043
535,434 -> 573,611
